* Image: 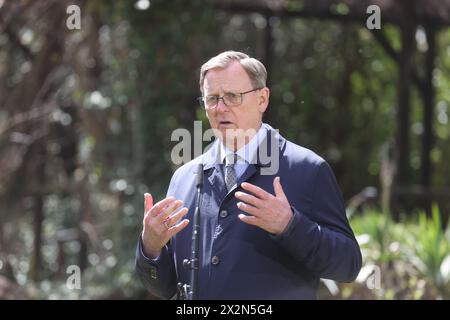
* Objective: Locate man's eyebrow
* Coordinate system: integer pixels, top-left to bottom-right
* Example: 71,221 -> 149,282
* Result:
206,90 -> 239,96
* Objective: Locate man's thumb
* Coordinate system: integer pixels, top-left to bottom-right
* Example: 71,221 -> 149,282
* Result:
274,177 -> 287,199
144,193 -> 153,213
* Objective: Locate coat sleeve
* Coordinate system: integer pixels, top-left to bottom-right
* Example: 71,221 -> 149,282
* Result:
135,235 -> 177,299
272,161 -> 362,282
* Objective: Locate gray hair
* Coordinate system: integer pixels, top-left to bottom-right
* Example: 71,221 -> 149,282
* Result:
199,51 -> 267,94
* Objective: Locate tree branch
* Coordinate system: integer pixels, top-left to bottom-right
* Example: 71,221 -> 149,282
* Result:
370,29 -> 399,62
370,29 -> 425,91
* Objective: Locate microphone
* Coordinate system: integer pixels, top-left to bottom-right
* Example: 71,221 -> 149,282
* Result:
178,163 -> 204,300
195,163 -> 204,188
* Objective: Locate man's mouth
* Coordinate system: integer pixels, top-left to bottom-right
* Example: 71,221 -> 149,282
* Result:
219,120 -> 233,125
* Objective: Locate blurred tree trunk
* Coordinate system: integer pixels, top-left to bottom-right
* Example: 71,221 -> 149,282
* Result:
29,195 -> 44,282
77,175 -> 91,271
392,17 -> 415,219
29,144 -> 45,282
130,101 -> 144,189
371,24 -> 438,217
420,26 -> 436,216
0,205 -> 17,283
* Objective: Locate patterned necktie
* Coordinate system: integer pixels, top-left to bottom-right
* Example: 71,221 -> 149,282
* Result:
224,153 -> 237,191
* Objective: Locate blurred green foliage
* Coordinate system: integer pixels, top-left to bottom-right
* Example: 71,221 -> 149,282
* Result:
321,206 -> 450,299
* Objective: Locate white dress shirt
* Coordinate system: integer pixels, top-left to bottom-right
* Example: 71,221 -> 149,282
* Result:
219,124 -> 267,180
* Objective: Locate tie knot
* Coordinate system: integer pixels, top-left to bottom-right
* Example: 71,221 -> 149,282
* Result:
225,153 -> 237,166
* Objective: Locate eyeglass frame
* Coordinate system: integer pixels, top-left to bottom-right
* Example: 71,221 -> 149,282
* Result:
197,87 -> 263,110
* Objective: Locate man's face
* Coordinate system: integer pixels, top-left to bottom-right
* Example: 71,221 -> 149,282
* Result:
202,61 -> 269,149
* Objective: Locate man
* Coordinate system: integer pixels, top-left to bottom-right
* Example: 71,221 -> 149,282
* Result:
135,51 -> 362,299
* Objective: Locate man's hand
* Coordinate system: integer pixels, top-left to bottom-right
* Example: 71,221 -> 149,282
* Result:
141,193 -> 189,259
235,177 -> 293,235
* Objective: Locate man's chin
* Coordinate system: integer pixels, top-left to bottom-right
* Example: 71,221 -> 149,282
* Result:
211,127 -> 234,144
217,128 -> 256,150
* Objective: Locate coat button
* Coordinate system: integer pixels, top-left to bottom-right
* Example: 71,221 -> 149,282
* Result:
211,255 -> 220,265
150,268 -> 157,280
219,210 -> 228,218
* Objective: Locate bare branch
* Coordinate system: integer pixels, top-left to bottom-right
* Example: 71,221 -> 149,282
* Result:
370,29 -> 425,91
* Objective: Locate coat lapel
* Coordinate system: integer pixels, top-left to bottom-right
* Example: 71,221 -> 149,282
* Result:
202,139 -> 227,200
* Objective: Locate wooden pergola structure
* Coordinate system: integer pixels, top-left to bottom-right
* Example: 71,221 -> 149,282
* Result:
214,0 -> 450,217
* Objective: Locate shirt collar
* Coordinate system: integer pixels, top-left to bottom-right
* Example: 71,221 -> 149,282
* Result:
219,124 -> 266,165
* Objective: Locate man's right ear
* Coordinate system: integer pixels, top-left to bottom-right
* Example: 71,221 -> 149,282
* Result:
257,87 -> 270,113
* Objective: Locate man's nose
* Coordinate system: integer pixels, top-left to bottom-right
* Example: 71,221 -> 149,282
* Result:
216,98 -> 229,112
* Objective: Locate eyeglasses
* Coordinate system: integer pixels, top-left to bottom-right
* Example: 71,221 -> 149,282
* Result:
197,88 -> 263,110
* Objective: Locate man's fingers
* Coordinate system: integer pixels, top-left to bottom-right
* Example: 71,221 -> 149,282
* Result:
164,207 -> 189,227
237,201 -> 260,216
168,219 -> 190,236
238,213 -> 259,227
157,200 -> 183,222
144,193 -> 153,214
273,177 -> 287,200
149,196 -> 175,217
241,182 -> 270,200
234,191 -> 263,208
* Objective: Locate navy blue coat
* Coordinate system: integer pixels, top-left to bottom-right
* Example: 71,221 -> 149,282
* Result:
135,124 -> 362,299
